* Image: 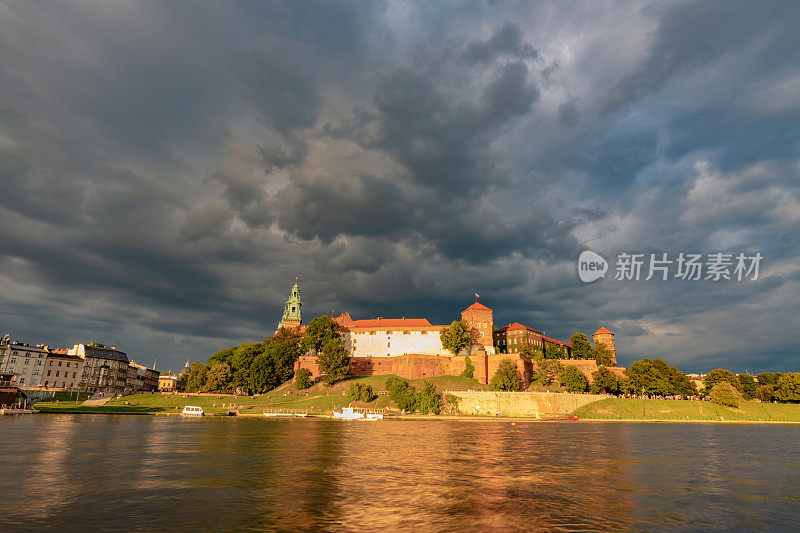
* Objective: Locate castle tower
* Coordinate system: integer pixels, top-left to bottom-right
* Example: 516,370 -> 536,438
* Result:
276,279 -> 302,332
592,327 -> 617,365
461,300 -> 495,355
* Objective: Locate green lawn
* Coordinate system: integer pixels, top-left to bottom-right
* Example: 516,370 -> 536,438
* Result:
36,392 -> 91,403
574,398 -> 800,422
34,374 -> 484,415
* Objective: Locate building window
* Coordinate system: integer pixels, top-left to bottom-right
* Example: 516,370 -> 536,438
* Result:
24,359 -> 30,365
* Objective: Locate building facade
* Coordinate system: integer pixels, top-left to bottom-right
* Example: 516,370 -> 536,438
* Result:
493,323 -> 544,354
43,350 -> 84,389
69,344 -> 130,394
0,342 -> 49,388
158,374 -> 185,392
128,362 -> 160,391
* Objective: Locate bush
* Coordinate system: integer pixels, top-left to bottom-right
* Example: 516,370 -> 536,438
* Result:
710,382 -> 742,408
294,368 -> 312,390
418,382 -> 442,415
461,356 -> 475,378
559,366 -> 589,393
490,359 -> 522,391
386,377 -> 419,412
346,383 -> 376,403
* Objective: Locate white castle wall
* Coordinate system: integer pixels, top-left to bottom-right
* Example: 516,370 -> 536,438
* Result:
345,329 -> 450,357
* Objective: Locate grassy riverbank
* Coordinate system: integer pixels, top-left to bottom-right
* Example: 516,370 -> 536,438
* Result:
34,374 -> 488,416
574,398 -> 800,422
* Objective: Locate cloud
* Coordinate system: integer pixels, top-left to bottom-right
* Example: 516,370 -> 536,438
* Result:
0,2 -> 798,375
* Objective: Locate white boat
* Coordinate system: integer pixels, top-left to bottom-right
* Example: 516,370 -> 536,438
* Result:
181,405 -> 204,416
332,407 -> 384,420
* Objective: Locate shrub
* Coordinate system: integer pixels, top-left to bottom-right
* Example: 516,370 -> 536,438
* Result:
559,366 -> 589,393
346,383 -> 376,403
386,377 -> 419,412
490,359 -> 522,391
710,382 -> 742,408
294,368 -> 313,390
418,382 -> 442,415
461,356 -> 475,378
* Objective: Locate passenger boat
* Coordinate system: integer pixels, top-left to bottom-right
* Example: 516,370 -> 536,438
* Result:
332,406 -> 384,420
181,405 -> 204,416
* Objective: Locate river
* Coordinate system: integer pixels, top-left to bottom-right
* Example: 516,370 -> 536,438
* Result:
2,415 -> 799,531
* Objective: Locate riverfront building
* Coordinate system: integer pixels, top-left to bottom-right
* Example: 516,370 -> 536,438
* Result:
0,341 -> 49,388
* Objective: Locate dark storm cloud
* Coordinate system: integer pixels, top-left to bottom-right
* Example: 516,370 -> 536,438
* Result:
0,1 -> 798,374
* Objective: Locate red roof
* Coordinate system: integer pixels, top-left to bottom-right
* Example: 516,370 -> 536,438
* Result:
542,335 -> 572,347
463,301 -> 492,312
499,322 -> 543,334
594,327 -> 614,336
348,318 -> 433,328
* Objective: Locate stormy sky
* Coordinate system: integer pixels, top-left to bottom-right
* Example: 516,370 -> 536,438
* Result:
1,0 -> 798,374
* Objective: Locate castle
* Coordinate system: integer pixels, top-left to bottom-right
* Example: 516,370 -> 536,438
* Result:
276,280 -> 622,387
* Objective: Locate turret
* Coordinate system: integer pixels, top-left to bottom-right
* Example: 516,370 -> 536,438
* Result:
592,327 -> 616,365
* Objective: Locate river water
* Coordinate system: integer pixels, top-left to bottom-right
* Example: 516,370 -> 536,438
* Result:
2,415 -> 799,532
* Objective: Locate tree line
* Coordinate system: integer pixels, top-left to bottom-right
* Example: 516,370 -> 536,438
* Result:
185,315 -> 351,394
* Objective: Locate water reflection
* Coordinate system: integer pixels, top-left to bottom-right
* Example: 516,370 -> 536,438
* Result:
2,416 -> 799,531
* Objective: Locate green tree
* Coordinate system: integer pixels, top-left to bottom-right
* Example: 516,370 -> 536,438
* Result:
490,359 -> 522,391
207,346 -> 235,368
440,320 -> 472,355
185,361 -> 208,392
737,374 -> 758,400
591,366 -> 619,394
418,382 -> 443,414
757,372 -> 782,386
317,337 -> 351,385
294,368 -> 313,390
461,356 -> 475,378
559,366 -> 588,393
625,359 -> 672,396
704,369 -> 739,391
301,315 -> 342,354
229,342 -> 263,392
776,372 -> 800,402
756,384 -> 777,403
570,333 -> 592,359
592,344 -> 616,367
386,377 -> 419,412
710,382 -> 742,408
347,383 -> 375,403
205,363 -> 232,392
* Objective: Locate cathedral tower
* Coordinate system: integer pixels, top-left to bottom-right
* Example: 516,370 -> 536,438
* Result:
277,279 -> 302,332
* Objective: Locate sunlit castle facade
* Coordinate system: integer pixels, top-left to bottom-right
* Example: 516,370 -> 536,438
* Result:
285,280 -> 622,386
333,314 -> 449,357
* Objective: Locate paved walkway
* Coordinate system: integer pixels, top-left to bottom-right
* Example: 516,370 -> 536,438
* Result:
82,393 -> 113,406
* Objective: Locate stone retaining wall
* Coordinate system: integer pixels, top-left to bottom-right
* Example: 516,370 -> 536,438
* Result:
447,390 -> 606,417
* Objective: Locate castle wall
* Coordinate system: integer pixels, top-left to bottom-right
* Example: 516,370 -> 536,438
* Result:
294,353 -> 626,386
